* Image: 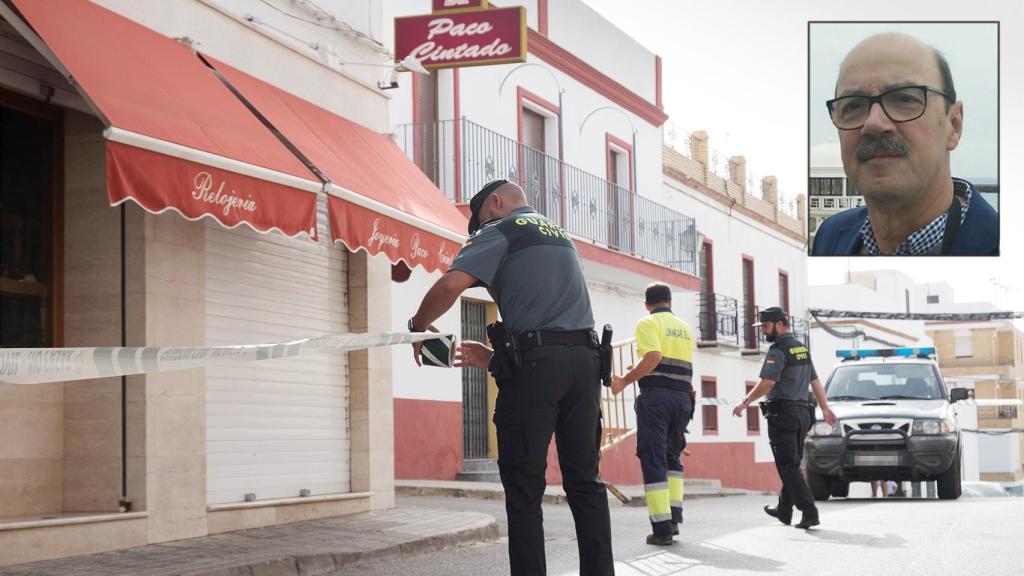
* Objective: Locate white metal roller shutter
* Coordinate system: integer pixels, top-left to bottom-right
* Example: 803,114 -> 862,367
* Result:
205,219 -> 349,504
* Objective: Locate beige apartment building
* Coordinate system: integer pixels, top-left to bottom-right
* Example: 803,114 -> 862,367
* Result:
928,320 -> 1024,494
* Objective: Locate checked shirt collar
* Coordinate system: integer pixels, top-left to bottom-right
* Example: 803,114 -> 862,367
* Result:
859,178 -> 972,256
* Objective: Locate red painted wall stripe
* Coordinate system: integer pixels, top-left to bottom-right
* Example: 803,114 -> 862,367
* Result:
453,68 -> 462,202
394,398 -> 463,480
574,239 -> 700,292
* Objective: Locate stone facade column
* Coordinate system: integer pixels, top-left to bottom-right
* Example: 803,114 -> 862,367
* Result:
729,156 -> 746,190
689,131 -> 709,167
348,251 -> 395,510
143,213 -> 207,543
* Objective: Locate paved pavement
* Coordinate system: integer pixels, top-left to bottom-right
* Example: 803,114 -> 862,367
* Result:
0,506 -> 497,576
337,493 -> 1024,576
0,479 -> 749,576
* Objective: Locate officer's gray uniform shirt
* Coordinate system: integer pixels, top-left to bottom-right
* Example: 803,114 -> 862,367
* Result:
450,206 -> 594,334
759,334 -> 818,401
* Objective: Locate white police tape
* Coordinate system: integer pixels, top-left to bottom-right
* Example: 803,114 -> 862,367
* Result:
701,397 -> 734,405
0,332 -> 453,385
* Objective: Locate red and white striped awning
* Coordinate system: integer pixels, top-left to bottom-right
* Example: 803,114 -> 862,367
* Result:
9,0 -> 321,238
206,56 -> 467,273
8,0 -> 468,269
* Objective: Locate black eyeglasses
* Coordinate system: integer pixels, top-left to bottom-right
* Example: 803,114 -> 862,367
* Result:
826,85 -> 953,130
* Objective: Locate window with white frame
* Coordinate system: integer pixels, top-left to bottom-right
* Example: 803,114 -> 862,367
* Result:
954,330 -> 973,358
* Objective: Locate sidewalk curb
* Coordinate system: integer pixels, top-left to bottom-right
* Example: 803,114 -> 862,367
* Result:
396,485 -> 753,506
182,518 -> 500,576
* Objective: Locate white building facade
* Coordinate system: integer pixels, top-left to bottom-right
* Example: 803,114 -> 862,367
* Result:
381,0 -> 704,484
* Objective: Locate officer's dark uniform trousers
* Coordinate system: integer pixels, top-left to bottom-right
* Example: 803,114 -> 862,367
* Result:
493,341 -> 614,576
767,401 -> 816,516
635,387 -> 692,535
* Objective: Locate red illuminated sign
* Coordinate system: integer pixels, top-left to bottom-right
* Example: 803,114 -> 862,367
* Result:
432,0 -> 488,12
395,6 -> 527,70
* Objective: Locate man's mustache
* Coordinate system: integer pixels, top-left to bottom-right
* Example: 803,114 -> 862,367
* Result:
856,135 -> 910,161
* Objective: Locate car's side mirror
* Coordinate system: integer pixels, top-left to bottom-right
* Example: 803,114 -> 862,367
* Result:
950,388 -> 970,402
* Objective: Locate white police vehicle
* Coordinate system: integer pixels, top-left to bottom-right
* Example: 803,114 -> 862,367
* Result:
804,347 -> 970,500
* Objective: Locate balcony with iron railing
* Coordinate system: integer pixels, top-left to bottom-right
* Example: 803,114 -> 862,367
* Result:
696,293 -> 810,356
696,292 -> 740,349
396,118 -> 698,276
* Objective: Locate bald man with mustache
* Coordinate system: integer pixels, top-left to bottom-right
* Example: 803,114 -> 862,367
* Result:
812,32 -> 998,256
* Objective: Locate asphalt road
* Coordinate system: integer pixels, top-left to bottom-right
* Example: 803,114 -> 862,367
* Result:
333,493 -> 1024,576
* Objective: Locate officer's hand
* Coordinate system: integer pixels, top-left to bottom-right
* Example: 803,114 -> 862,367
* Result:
454,340 -> 492,369
411,324 -> 440,367
732,401 -> 747,417
822,406 -> 838,426
610,375 -> 626,395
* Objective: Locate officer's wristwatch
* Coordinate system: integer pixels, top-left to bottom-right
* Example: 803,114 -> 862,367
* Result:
407,317 -> 423,332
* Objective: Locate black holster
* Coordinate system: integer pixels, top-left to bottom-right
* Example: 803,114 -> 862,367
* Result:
486,321 -> 521,381
598,324 -> 613,387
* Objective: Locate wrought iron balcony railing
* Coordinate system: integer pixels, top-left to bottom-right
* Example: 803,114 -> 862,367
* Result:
396,118 -> 697,276
696,292 -> 739,346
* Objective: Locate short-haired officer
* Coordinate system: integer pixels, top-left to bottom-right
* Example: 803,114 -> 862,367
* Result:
611,283 -> 694,545
409,180 -> 614,576
732,307 -> 837,529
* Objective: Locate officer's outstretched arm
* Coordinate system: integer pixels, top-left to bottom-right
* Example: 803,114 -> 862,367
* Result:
733,379 -> 776,417
411,270 -> 477,331
410,271 -> 477,366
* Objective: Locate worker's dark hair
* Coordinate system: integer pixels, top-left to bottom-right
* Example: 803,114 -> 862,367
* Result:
645,283 -> 672,305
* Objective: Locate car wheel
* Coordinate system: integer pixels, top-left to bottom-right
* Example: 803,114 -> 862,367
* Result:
937,449 -> 962,500
830,479 -> 849,498
807,470 -> 831,501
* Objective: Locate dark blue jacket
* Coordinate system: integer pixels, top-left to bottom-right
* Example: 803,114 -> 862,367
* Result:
811,183 -> 999,256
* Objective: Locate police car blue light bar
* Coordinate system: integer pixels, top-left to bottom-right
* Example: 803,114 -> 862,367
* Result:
835,347 -> 936,359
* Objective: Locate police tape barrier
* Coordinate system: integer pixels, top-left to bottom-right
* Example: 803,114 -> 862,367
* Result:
0,332 -> 454,385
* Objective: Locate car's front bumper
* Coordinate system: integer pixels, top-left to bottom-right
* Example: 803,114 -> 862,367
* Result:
805,430 -> 958,481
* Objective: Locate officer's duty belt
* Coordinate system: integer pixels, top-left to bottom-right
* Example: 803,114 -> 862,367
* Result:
764,399 -> 811,407
518,329 -> 595,351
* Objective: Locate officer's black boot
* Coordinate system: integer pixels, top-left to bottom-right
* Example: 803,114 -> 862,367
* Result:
794,511 -> 820,529
647,520 -> 674,546
671,507 -> 682,535
763,505 -> 792,525
646,533 -> 674,546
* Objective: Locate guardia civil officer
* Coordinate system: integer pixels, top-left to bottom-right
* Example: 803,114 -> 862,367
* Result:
611,283 -> 694,546
731,307 -> 837,529
409,180 -> 614,576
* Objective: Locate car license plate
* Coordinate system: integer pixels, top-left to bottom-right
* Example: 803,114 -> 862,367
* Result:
855,453 -> 899,466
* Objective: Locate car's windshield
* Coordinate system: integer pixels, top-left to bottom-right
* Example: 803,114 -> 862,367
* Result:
826,363 -> 944,401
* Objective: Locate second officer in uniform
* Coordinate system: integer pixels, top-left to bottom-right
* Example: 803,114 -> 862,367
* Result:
409,180 -> 614,575
732,307 -> 837,529
611,283 -> 694,545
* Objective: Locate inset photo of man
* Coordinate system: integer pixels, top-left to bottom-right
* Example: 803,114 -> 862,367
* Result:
808,22 -> 999,256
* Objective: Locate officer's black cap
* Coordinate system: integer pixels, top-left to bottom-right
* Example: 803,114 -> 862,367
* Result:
468,179 -> 509,235
752,306 -> 787,327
